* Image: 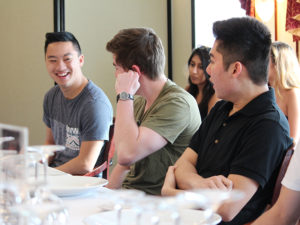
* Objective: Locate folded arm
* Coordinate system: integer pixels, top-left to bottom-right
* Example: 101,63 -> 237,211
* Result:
217,174 -> 259,222
162,148 -> 232,196
175,148 -> 232,190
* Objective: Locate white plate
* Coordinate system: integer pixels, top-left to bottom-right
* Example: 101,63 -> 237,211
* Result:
83,208 -> 221,225
48,176 -> 108,197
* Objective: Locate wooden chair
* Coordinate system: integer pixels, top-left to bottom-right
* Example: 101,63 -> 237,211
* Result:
84,121 -> 115,179
270,146 -> 294,206
244,146 -> 294,225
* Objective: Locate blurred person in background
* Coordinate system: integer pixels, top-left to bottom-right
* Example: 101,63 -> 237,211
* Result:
186,46 -> 219,120
268,41 -> 300,146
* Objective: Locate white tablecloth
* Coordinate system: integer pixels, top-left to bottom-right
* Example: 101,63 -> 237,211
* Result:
62,187 -> 113,225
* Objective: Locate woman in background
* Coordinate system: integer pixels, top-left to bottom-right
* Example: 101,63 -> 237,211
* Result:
269,41 -> 300,145
186,46 -> 218,120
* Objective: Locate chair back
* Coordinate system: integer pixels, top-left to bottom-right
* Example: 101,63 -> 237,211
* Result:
84,119 -> 115,179
101,122 -> 115,179
270,146 -> 294,206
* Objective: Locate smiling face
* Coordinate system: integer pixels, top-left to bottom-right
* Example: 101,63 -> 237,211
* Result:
45,41 -> 84,89
188,55 -> 207,86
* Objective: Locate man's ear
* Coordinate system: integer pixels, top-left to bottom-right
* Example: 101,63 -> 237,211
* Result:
131,65 -> 142,76
79,54 -> 84,67
232,61 -> 242,78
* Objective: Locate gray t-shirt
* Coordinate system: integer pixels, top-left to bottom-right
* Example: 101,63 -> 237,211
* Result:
43,80 -> 113,167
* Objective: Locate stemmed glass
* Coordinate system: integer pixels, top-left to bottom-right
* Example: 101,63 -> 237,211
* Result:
98,189 -> 145,225
176,189 -> 244,225
27,145 -> 65,182
0,152 -> 68,225
112,189 -> 145,225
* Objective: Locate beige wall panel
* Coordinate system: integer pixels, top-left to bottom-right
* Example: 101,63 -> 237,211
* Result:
0,1 -> 53,145
65,0 -> 168,113
172,0 -> 192,89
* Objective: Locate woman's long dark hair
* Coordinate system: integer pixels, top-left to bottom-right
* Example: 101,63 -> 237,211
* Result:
187,46 -> 215,120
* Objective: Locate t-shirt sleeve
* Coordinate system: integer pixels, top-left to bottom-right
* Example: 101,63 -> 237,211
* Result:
282,145 -> 300,191
140,97 -> 192,144
229,120 -> 287,188
80,99 -> 113,141
43,92 -> 51,128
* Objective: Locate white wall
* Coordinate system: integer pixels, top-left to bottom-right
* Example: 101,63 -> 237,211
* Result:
0,0 -> 53,145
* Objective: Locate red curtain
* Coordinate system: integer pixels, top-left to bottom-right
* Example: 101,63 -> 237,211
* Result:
240,0 -> 255,16
286,0 -> 300,41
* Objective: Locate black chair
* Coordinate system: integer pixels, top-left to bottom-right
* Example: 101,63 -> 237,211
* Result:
84,120 -> 115,179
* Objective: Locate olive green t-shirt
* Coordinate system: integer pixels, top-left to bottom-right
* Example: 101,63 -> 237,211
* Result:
122,79 -> 201,195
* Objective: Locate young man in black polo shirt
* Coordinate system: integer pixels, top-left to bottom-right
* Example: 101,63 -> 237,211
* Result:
161,17 -> 293,224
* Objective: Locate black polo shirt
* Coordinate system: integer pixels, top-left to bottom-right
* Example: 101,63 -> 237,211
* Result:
189,88 -> 293,225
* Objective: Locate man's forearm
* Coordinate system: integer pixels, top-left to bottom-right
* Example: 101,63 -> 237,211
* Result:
55,157 -> 90,175
175,160 -> 204,190
114,101 -> 139,158
106,163 -> 130,189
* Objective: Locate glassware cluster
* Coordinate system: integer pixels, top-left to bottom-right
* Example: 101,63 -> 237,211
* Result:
0,144 -> 68,225
93,188 -> 244,225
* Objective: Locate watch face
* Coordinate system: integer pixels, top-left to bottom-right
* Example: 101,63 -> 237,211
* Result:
117,92 -> 133,102
120,92 -> 128,99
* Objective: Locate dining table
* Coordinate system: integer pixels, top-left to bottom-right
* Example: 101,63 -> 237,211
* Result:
62,187 -> 114,225
47,167 -> 222,225
1,158 -> 222,225
47,166 -> 113,225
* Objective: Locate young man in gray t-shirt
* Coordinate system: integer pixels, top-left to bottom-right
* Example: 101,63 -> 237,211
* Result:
43,32 -> 112,175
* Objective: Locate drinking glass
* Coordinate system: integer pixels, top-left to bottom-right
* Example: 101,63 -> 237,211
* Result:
27,145 -> 65,182
98,189 -> 145,225
177,189 -> 244,225
0,152 -> 68,225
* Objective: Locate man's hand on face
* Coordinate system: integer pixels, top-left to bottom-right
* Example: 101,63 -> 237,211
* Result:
115,69 -> 140,95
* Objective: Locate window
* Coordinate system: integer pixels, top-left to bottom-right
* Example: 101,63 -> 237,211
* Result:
192,0 -> 246,48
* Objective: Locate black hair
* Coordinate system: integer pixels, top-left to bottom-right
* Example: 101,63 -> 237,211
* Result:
44,31 -> 81,55
213,17 -> 271,85
186,46 -> 215,120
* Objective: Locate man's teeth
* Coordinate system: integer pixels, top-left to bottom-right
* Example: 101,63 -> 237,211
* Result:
57,72 -> 68,77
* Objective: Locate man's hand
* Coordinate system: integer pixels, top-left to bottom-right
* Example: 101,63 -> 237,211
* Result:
115,70 -> 140,95
162,166 -> 180,196
200,175 -> 233,190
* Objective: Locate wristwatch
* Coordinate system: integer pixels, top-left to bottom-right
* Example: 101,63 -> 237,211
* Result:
116,92 -> 134,102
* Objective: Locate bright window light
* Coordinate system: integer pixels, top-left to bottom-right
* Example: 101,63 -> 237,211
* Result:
194,0 -> 246,48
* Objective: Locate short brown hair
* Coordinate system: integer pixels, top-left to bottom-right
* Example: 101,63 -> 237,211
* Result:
106,28 -> 165,80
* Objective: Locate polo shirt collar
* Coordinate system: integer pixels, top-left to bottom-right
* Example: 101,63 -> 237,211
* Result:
221,87 -> 276,117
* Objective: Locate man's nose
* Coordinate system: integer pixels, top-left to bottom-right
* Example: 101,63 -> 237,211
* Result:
206,64 -> 211,75
56,60 -> 67,70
